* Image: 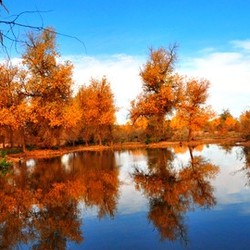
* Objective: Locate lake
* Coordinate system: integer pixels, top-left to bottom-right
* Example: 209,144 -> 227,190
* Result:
0,144 -> 250,249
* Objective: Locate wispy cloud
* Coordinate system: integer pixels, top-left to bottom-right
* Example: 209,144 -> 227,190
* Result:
231,39 -> 250,51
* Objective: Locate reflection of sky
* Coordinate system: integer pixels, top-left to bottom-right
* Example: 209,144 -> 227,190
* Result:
114,151 -> 149,215
197,145 -> 250,206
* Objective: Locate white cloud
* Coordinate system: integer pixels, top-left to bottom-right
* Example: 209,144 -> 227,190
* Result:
179,43 -> 250,117
66,54 -> 145,124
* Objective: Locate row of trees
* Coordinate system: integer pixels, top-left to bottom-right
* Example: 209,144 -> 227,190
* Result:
0,28 -> 249,151
0,29 -> 115,150
128,46 -> 249,142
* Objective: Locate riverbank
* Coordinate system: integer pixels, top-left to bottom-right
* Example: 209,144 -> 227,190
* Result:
6,137 -> 249,162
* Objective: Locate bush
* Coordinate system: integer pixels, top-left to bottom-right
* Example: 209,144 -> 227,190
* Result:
0,148 -> 22,155
0,157 -> 13,175
0,150 -> 7,158
145,137 -> 151,144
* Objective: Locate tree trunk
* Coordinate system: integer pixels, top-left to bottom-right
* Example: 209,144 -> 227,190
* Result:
9,127 -> 14,148
188,128 -> 193,142
98,133 -> 102,146
22,128 -> 26,153
2,135 -> 5,149
188,146 -> 194,162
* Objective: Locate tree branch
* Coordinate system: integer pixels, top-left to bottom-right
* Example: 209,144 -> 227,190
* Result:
0,8 -> 87,57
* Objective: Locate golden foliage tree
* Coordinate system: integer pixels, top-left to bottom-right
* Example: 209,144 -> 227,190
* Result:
209,109 -> 238,135
22,28 -> 75,147
76,77 -> 116,145
0,63 -> 31,151
170,78 -> 214,141
130,46 -> 182,141
239,110 -> 250,139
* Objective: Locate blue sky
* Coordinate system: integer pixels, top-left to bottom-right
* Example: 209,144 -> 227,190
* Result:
1,0 -> 250,123
4,0 -> 250,55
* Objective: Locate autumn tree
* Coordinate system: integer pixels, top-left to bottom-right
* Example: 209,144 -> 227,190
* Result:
209,109 -> 238,135
219,109 -> 238,133
76,77 -> 116,145
170,78 -> 214,141
0,63 -> 31,151
239,110 -> 250,139
22,28 -> 75,147
130,46 -> 182,141
0,64 -> 17,147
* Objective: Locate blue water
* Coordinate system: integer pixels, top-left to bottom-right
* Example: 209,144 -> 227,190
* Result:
2,144 -> 250,249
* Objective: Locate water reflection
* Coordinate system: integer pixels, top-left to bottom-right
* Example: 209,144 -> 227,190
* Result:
1,145 -> 249,249
236,146 -> 250,186
131,146 -> 219,243
0,151 -> 119,249
242,146 -> 250,169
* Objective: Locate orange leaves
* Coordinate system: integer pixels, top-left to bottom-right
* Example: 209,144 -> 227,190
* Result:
209,109 -> 239,134
224,116 -> 237,130
62,101 -> 82,129
75,77 -> 116,144
171,78 -> 214,140
0,108 -> 15,126
140,47 -> 176,92
240,110 -> 250,137
77,77 -> 115,126
130,47 -> 180,123
130,46 -> 216,141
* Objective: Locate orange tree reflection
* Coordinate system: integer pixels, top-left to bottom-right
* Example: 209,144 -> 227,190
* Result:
66,151 -> 120,219
0,151 -> 119,249
132,147 -> 219,243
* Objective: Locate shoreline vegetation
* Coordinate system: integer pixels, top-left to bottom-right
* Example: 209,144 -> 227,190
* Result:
5,137 -> 249,162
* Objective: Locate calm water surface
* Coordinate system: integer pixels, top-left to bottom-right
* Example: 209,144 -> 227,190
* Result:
1,144 -> 250,249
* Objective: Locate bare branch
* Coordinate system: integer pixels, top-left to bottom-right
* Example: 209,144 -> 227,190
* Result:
0,8 -> 87,57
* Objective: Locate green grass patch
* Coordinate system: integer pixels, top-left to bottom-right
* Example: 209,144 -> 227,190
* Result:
0,157 -> 13,175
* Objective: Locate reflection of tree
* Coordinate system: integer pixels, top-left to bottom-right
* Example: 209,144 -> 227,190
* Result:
31,181 -> 84,249
238,146 -> 250,186
70,151 -> 120,218
0,150 -> 119,249
132,147 -> 219,243
243,146 -> 250,169
0,180 -> 34,250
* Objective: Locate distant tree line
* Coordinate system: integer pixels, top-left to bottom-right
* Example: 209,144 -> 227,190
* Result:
0,28 -> 249,151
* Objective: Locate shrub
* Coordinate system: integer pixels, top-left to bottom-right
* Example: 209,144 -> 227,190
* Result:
0,157 -> 13,175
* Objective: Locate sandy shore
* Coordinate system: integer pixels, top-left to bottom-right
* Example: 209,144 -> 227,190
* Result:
6,137 -> 249,162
